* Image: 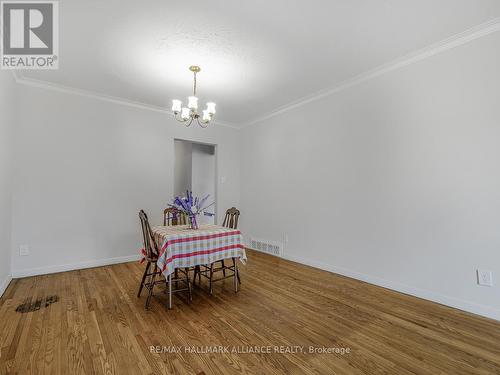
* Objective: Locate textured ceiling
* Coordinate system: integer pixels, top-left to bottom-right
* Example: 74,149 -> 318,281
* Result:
21,0 -> 500,127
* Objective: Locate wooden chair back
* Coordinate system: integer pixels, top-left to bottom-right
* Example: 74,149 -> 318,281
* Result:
139,210 -> 159,259
222,207 -> 240,229
163,207 -> 187,226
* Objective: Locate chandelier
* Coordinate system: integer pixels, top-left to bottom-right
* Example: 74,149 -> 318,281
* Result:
171,66 -> 216,128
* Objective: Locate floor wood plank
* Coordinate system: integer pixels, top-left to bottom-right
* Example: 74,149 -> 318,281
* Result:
1,249 -> 499,375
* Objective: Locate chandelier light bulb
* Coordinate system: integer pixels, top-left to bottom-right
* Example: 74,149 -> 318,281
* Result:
206,102 -> 216,115
202,109 -> 211,122
172,99 -> 182,113
181,107 -> 190,120
188,96 -> 198,110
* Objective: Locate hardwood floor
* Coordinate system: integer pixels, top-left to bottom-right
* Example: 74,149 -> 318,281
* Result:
1,250 -> 500,375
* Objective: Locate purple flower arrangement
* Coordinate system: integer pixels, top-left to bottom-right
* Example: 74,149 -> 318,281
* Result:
169,191 -> 215,229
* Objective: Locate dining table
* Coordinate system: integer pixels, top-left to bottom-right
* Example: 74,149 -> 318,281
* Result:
150,224 -> 247,308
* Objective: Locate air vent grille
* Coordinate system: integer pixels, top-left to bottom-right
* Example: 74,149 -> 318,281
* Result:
248,237 -> 283,257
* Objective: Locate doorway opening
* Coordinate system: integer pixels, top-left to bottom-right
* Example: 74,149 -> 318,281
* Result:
174,139 -> 217,224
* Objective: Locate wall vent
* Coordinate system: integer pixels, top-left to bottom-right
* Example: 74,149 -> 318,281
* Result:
248,237 -> 283,257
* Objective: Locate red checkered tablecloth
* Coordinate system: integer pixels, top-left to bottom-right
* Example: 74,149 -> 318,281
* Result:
151,224 -> 247,277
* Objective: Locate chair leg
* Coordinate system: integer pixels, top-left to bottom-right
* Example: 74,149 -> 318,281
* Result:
209,263 -> 214,295
233,257 -> 239,293
221,260 -> 226,277
145,265 -> 157,309
192,265 -> 199,287
236,258 -> 241,285
186,268 -> 192,302
137,261 -> 151,298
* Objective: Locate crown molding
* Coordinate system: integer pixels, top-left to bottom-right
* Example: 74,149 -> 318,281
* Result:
243,17 -> 500,128
12,72 -> 239,129
11,16 -> 500,131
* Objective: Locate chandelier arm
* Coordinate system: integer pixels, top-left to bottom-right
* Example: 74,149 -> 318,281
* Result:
196,117 -> 210,128
198,116 -> 210,125
185,117 -> 194,127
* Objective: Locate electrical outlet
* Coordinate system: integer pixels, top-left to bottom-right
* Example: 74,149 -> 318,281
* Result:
19,245 -> 30,256
477,270 -> 493,287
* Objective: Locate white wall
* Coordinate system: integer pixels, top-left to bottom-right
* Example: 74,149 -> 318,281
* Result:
192,143 -> 216,224
11,84 -> 241,277
173,139 -> 192,196
0,72 -> 14,296
240,32 -> 500,320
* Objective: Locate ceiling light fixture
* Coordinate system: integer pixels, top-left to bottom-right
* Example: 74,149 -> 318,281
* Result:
172,66 -> 216,128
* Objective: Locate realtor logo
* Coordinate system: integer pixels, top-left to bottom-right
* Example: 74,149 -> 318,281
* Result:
1,1 -> 58,69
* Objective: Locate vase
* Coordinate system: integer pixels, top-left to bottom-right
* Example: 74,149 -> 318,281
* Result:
188,214 -> 199,230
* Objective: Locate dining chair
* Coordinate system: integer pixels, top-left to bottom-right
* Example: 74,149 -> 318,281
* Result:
137,210 -> 163,309
137,210 -> 192,309
193,207 -> 241,294
163,207 -> 188,226
222,207 -> 240,229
